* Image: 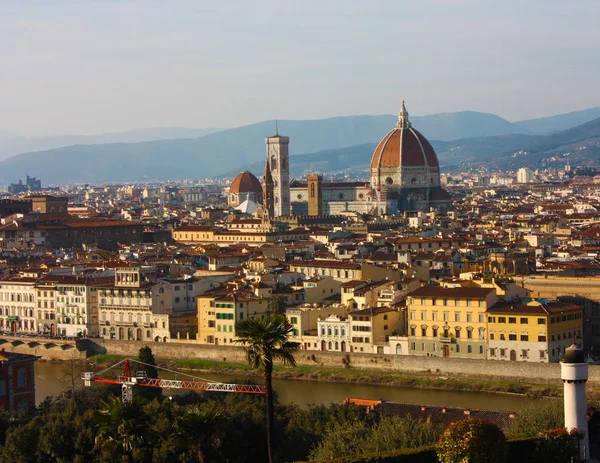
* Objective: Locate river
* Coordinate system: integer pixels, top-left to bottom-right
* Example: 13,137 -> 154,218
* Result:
35,361 -> 539,412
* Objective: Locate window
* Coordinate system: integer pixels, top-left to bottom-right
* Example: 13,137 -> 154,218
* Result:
538,318 -> 546,325
498,317 -> 506,323
500,348 -> 506,357
421,327 -> 427,337
432,327 -> 438,337
467,345 -> 472,354
432,299 -> 437,306
410,311 -> 415,321
467,329 -> 473,339
479,345 -> 484,354
508,317 -> 516,324
454,313 -> 460,322
539,350 -> 546,360
17,368 -> 27,388
488,316 -> 496,323
538,334 -> 547,342
443,312 -> 449,322
466,313 -> 472,323
522,349 -> 529,359
432,312 -> 438,321
509,333 -> 517,341
500,333 -> 506,341
421,311 -> 426,321
443,299 -> 448,306
520,318 -> 528,324
520,334 -> 529,341
489,332 -> 495,340
410,327 -> 416,336
490,348 -> 496,357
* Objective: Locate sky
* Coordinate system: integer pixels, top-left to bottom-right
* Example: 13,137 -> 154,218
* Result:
1,0 -> 599,136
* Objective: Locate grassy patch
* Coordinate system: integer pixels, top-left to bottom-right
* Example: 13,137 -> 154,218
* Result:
86,354 -> 564,398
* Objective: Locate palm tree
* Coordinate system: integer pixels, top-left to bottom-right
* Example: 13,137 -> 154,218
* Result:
95,396 -> 149,463
235,314 -> 299,463
174,403 -> 222,463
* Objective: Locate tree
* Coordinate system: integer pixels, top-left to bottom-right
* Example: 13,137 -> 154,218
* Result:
268,295 -> 286,314
137,346 -> 161,400
94,396 -> 151,463
436,418 -> 507,463
235,314 -> 299,463
505,400 -> 564,438
174,403 -> 222,463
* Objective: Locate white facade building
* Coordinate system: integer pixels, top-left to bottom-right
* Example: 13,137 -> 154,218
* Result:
517,167 -> 534,184
0,279 -> 37,334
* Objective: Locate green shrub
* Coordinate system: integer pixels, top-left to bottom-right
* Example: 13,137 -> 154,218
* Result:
535,428 -> 580,463
436,417 -> 507,463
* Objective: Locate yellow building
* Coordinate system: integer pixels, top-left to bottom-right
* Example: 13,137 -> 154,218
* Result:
172,226 -> 216,243
349,307 -> 403,353
486,299 -> 583,363
407,286 -> 498,359
196,294 -> 271,345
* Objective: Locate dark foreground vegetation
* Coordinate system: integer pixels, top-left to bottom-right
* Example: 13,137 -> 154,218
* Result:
0,385 -> 586,463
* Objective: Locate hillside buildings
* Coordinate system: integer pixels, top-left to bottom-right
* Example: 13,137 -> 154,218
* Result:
2,100 -> 600,372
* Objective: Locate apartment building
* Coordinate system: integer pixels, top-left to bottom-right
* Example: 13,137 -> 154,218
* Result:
196,294 -> 271,345
487,299 -> 583,363
0,278 -> 38,334
407,286 -> 498,359
35,280 -> 57,335
317,314 -> 350,352
96,268 -> 171,342
348,307 -> 402,353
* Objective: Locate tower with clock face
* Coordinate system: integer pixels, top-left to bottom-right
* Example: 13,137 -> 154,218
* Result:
265,133 -> 290,217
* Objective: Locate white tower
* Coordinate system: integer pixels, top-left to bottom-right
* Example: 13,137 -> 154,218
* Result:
561,343 -> 590,461
265,132 -> 290,217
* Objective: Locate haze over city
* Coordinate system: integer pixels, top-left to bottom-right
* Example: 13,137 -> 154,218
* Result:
1,0 -> 599,136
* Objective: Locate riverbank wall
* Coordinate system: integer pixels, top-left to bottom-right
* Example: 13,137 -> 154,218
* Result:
84,338 -> 600,384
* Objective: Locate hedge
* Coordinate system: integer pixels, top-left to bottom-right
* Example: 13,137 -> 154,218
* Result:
303,437 -> 572,463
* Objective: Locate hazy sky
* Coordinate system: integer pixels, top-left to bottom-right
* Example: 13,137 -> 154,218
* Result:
1,0 -> 599,136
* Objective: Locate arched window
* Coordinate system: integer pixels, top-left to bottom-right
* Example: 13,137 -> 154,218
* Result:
328,341 -> 332,350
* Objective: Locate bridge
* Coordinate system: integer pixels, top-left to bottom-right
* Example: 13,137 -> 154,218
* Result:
0,335 -> 88,360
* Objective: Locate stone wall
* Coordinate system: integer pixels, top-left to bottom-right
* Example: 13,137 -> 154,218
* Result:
89,339 -> 600,384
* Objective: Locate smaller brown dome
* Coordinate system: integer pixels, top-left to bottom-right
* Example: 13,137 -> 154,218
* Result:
230,171 -> 261,195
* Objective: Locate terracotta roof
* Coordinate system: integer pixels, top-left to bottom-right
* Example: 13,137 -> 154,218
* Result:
409,285 -> 494,299
230,171 -> 262,195
370,126 -> 439,170
373,401 -> 516,428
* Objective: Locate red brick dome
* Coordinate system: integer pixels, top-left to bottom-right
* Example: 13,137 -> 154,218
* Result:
370,102 -> 439,170
230,171 -> 261,195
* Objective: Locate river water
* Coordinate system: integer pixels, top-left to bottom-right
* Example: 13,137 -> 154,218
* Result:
35,361 -> 540,412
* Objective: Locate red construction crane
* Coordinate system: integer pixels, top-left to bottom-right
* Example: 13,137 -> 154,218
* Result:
82,358 -> 267,403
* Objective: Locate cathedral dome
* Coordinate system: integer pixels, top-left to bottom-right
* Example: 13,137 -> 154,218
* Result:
370,101 -> 439,170
230,171 -> 262,195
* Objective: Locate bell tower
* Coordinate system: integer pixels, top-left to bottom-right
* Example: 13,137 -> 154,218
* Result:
265,131 -> 290,217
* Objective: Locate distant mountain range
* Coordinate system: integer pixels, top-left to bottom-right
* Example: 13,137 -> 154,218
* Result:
0,127 -> 222,161
228,117 -> 600,178
514,107 -> 600,135
1,107 -> 599,184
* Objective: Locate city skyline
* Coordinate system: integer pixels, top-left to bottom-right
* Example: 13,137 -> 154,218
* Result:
0,0 -> 599,136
